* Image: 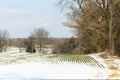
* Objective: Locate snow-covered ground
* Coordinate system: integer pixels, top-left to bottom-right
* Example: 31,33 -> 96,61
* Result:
0,47 -> 120,80
90,53 -> 120,79
0,63 -> 108,80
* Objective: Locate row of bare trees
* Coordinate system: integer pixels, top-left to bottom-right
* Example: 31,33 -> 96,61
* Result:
0,27 -> 49,53
58,0 -> 120,56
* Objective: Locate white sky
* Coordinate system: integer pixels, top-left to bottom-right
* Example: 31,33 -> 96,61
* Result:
0,0 -> 73,38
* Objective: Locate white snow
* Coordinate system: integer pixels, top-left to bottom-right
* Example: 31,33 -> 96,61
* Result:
90,53 -> 120,79
0,63 -> 108,79
0,47 -> 120,79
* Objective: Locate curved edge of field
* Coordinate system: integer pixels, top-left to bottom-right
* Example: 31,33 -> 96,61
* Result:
46,54 -> 105,69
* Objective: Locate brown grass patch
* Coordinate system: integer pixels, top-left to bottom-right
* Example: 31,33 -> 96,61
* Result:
109,65 -> 118,70
106,62 -> 118,70
109,73 -> 120,78
112,56 -> 120,59
99,52 -> 109,59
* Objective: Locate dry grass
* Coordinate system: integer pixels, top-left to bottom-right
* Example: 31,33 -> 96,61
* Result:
99,52 -> 109,59
106,62 -> 118,70
47,54 -> 105,68
109,73 -> 120,78
112,56 -> 120,59
109,65 -> 118,70
105,58 -> 120,78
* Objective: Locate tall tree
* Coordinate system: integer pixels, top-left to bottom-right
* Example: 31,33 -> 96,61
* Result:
94,0 -> 120,55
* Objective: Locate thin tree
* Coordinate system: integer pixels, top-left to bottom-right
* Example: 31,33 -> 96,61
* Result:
0,30 -> 9,52
32,27 -> 49,53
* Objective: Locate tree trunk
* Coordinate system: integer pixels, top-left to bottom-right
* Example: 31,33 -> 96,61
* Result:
39,43 -> 42,53
109,2 -> 114,56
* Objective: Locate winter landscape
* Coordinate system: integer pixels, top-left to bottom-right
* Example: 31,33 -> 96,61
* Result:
0,0 -> 120,80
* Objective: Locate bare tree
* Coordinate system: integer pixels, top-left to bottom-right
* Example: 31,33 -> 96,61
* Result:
58,0 -> 120,55
17,38 -> 25,52
94,0 -> 120,55
0,30 -> 9,52
32,27 -> 49,53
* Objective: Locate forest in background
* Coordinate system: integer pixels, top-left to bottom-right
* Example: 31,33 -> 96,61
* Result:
57,0 -> 120,56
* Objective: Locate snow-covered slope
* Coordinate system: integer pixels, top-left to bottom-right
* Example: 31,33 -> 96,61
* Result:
0,63 -> 108,80
0,47 -> 119,79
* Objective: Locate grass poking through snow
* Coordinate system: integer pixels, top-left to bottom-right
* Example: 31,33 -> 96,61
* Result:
46,54 -> 105,68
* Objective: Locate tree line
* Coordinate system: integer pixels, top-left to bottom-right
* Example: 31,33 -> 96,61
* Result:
57,0 -> 120,56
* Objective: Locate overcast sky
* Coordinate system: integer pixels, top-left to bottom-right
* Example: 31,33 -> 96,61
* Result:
0,0 -> 73,38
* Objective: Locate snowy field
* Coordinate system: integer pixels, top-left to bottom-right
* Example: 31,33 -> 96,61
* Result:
0,47 -> 120,80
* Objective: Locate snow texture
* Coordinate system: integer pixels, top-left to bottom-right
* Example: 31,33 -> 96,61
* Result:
0,47 -> 119,80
